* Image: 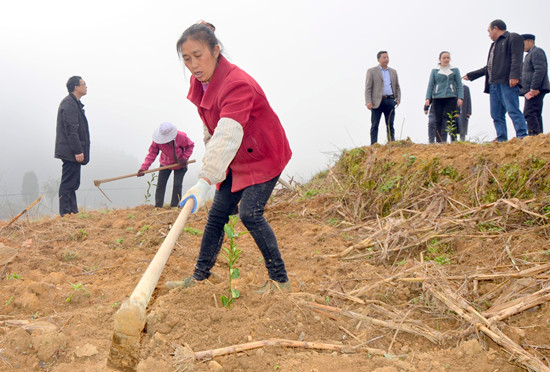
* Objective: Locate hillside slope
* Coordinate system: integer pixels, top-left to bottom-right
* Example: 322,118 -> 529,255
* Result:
1,135 -> 550,371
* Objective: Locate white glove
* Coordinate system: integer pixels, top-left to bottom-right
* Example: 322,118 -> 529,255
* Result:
179,179 -> 210,213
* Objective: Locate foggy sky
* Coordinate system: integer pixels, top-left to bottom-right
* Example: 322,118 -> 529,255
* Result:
1,0 -> 548,216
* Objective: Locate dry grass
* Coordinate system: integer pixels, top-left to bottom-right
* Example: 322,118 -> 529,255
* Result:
269,138 -> 550,370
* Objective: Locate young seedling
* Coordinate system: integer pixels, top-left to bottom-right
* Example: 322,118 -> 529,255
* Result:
6,273 -> 22,280
137,225 -> 151,235
65,282 -> 87,303
220,215 -> 248,308
62,249 -> 78,261
31,311 -> 41,319
426,238 -> 452,265
144,173 -> 157,204
68,228 -> 88,241
445,110 -> 459,141
183,226 -> 203,236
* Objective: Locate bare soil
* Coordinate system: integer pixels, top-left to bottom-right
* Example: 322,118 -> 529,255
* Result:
1,136 -> 550,372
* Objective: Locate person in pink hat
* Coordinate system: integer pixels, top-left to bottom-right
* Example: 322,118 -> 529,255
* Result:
138,122 -> 194,207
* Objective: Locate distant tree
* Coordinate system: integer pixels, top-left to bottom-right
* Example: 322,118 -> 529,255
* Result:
41,177 -> 60,212
21,171 -> 39,205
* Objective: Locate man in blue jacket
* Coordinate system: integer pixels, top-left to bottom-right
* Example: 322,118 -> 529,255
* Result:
54,76 -> 90,217
520,34 -> 550,135
463,19 -> 527,142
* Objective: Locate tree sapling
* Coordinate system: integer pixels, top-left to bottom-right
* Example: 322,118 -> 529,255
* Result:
220,215 -> 248,308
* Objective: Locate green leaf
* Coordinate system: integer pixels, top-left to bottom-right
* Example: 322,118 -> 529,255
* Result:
220,295 -> 228,307
231,288 -> 240,299
230,268 -> 240,280
224,224 -> 235,238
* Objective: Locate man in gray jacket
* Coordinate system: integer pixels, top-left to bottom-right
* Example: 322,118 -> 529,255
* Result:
520,34 -> 550,135
54,76 -> 90,217
365,51 -> 401,145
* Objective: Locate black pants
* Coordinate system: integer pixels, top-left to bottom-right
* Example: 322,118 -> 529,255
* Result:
458,116 -> 469,142
427,108 -> 436,144
433,97 -> 458,143
370,97 -> 396,144
59,160 -> 81,217
155,167 -> 187,207
193,171 -> 288,283
524,92 -> 546,135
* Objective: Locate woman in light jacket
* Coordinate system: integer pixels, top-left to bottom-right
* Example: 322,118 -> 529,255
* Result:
425,51 -> 464,142
166,22 -> 292,292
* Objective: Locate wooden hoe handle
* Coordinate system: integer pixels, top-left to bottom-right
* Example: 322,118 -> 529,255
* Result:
93,160 -> 196,187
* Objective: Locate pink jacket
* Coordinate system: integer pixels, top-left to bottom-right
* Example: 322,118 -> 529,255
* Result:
140,131 -> 194,171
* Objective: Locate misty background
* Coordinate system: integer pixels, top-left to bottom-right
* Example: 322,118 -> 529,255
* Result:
1,0 -> 548,219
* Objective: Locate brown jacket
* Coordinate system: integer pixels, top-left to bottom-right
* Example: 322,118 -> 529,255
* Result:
365,65 -> 401,109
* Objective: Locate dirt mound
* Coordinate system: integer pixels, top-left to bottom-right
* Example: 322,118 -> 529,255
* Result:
1,136 -> 550,371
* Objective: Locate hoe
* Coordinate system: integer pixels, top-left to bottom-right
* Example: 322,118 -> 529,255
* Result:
107,198 -> 194,370
93,160 -> 196,202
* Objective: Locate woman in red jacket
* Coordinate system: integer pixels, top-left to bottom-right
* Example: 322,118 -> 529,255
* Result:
166,22 -> 292,292
137,122 -> 194,208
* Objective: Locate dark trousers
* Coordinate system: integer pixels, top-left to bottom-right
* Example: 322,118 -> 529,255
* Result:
59,160 -> 81,217
155,167 -> 187,207
524,92 -> 546,135
458,116 -> 469,142
427,108 -> 436,144
370,97 -> 397,144
193,171 -> 288,283
433,97 -> 458,143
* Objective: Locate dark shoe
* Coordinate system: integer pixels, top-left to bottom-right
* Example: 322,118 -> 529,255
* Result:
254,279 -> 291,294
165,276 -> 197,289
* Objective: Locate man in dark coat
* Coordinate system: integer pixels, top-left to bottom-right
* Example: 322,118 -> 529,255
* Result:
463,19 -> 527,142
520,34 -> 550,135
458,85 -> 472,142
54,76 -> 90,217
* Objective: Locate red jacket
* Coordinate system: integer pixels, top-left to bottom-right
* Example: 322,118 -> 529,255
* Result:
187,55 -> 292,192
140,131 -> 194,171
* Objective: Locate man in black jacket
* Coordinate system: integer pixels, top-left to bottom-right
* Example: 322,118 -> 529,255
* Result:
463,19 -> 527,142
520,34 -> 550,135
54,76 -> 90,217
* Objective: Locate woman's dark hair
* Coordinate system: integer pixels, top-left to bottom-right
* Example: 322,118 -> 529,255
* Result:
176,22 -> 222,59
66,76 -> 82,93
439,51 -> 450,59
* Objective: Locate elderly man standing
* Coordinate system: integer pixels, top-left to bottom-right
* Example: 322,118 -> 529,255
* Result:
54,76 -> 90,217
365,51 -> 401,145
458,85 -> 472,142
463,19 -> 527,142
520,34 -> 550,135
